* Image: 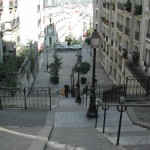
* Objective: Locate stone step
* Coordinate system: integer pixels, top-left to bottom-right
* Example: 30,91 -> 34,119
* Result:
122,144 -> 150,150
105,130 -> 150,137
45,127 -> 120,150
97,125 -> 147,133
107,134 -> 150,146
97,126 -> 150,147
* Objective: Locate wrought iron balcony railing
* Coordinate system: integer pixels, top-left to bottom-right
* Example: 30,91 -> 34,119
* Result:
126,59 -> 150,94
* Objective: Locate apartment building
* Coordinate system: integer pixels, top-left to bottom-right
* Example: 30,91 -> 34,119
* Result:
0,0 -> 44,59
44,0 -> 67,49
93,0 -> 150,87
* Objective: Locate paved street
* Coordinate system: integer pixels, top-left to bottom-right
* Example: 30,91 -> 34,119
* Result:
1,46 -> 150,150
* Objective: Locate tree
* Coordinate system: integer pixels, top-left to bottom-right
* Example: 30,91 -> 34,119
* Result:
48,51 -> 62,84
72,61 -> 91,84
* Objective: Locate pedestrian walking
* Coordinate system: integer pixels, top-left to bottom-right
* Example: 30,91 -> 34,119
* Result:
64,84 -> 70,97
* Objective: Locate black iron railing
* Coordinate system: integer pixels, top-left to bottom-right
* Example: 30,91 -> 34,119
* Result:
126,60 -> 150,95
0,87 -> 52,110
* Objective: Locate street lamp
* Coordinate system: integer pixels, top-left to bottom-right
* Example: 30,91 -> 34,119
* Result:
76,61 -> 81,103
46,47 -> 49,70
87,29 -> 100,118
70,70 -> 75,97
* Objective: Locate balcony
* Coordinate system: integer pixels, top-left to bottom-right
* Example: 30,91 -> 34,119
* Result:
124,1 -> 131,12
112,5 -> 115,11
118,45 -> 122,52
101,17 -> 109,25
125,27 -> 130,36
117,2 -> 124,11
11,17 -> 20,29
135,31 -> 140,41
14,0 -> 18,8
134,5 -> 142,16
146,32 -> 150,39
1,17 -> 20,31
1,22 -> 11,31
111,22 -> 114,28
102,32 -> 105,39
111,40 -> 114,46
105,36 -> 108,42
106,3 -> 110,9
0,2 -> 3,10
103,2 -> 106,8
9,1 -> 13,9
126,59 -> 150,92
117,22 -> 123,32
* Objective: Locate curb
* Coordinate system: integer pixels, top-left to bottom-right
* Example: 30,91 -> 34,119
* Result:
127,107 -> 150,130
28,109 -> 55,150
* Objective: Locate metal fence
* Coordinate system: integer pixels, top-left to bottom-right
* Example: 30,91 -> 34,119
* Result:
0,87 -> 52,110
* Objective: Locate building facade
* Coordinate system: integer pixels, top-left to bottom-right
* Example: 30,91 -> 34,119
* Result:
0,0 -> 44,60
43,0 -> 67,49
93,0 -> 150,87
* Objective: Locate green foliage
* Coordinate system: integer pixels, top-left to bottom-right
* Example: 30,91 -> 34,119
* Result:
6,79 -> 17,87
85,38 -> 91,45
67,38 -> 72,46
48,51 -> 62,77
86,28 -> 93,37
80,62 -> 91,75
72,61 -> 91,76
0,47 -> 35,87
134,5 -> 142,15
71,38 -> 82,45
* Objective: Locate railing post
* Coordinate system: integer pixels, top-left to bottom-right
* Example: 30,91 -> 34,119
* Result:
146,77 -> 150,96
82,94 -> 84,106
49,88 -> 51,110
0,97 -> 2,110
102,104 -> 109,133
99,86 -> 100,98
116,104 -> 127,145
24,88 -> 27,110
86,93 -> 87,106
95,105 -> 99,128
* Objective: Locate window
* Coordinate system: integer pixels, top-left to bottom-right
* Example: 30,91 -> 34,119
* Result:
145,49 -> 150,64
95,24 -> 98,30
49,37 -> 52,45
148,19 -> 150,34
96,10 -> 98,19
47,26 -> 53,35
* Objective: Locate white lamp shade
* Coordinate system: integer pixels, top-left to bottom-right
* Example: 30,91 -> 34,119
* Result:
90,29 -> 100,48
77,62 -> 81,67
91,38 -> 100,48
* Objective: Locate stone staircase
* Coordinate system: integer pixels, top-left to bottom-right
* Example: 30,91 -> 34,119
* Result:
45,128 -> 120,150
44,98 -> 120,150
97,126 -> 150,149
44,96 -> 150,150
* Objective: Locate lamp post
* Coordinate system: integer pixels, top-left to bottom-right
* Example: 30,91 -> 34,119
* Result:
70,71 -> 75,97
87,29 -> 100,118
46,47 -> 49,70
76,61 -> 81,103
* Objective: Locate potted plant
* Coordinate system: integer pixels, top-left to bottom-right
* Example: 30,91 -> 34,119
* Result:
48,51 -> 62,84
72,61 -> 91,84
6,78 -> 17,97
